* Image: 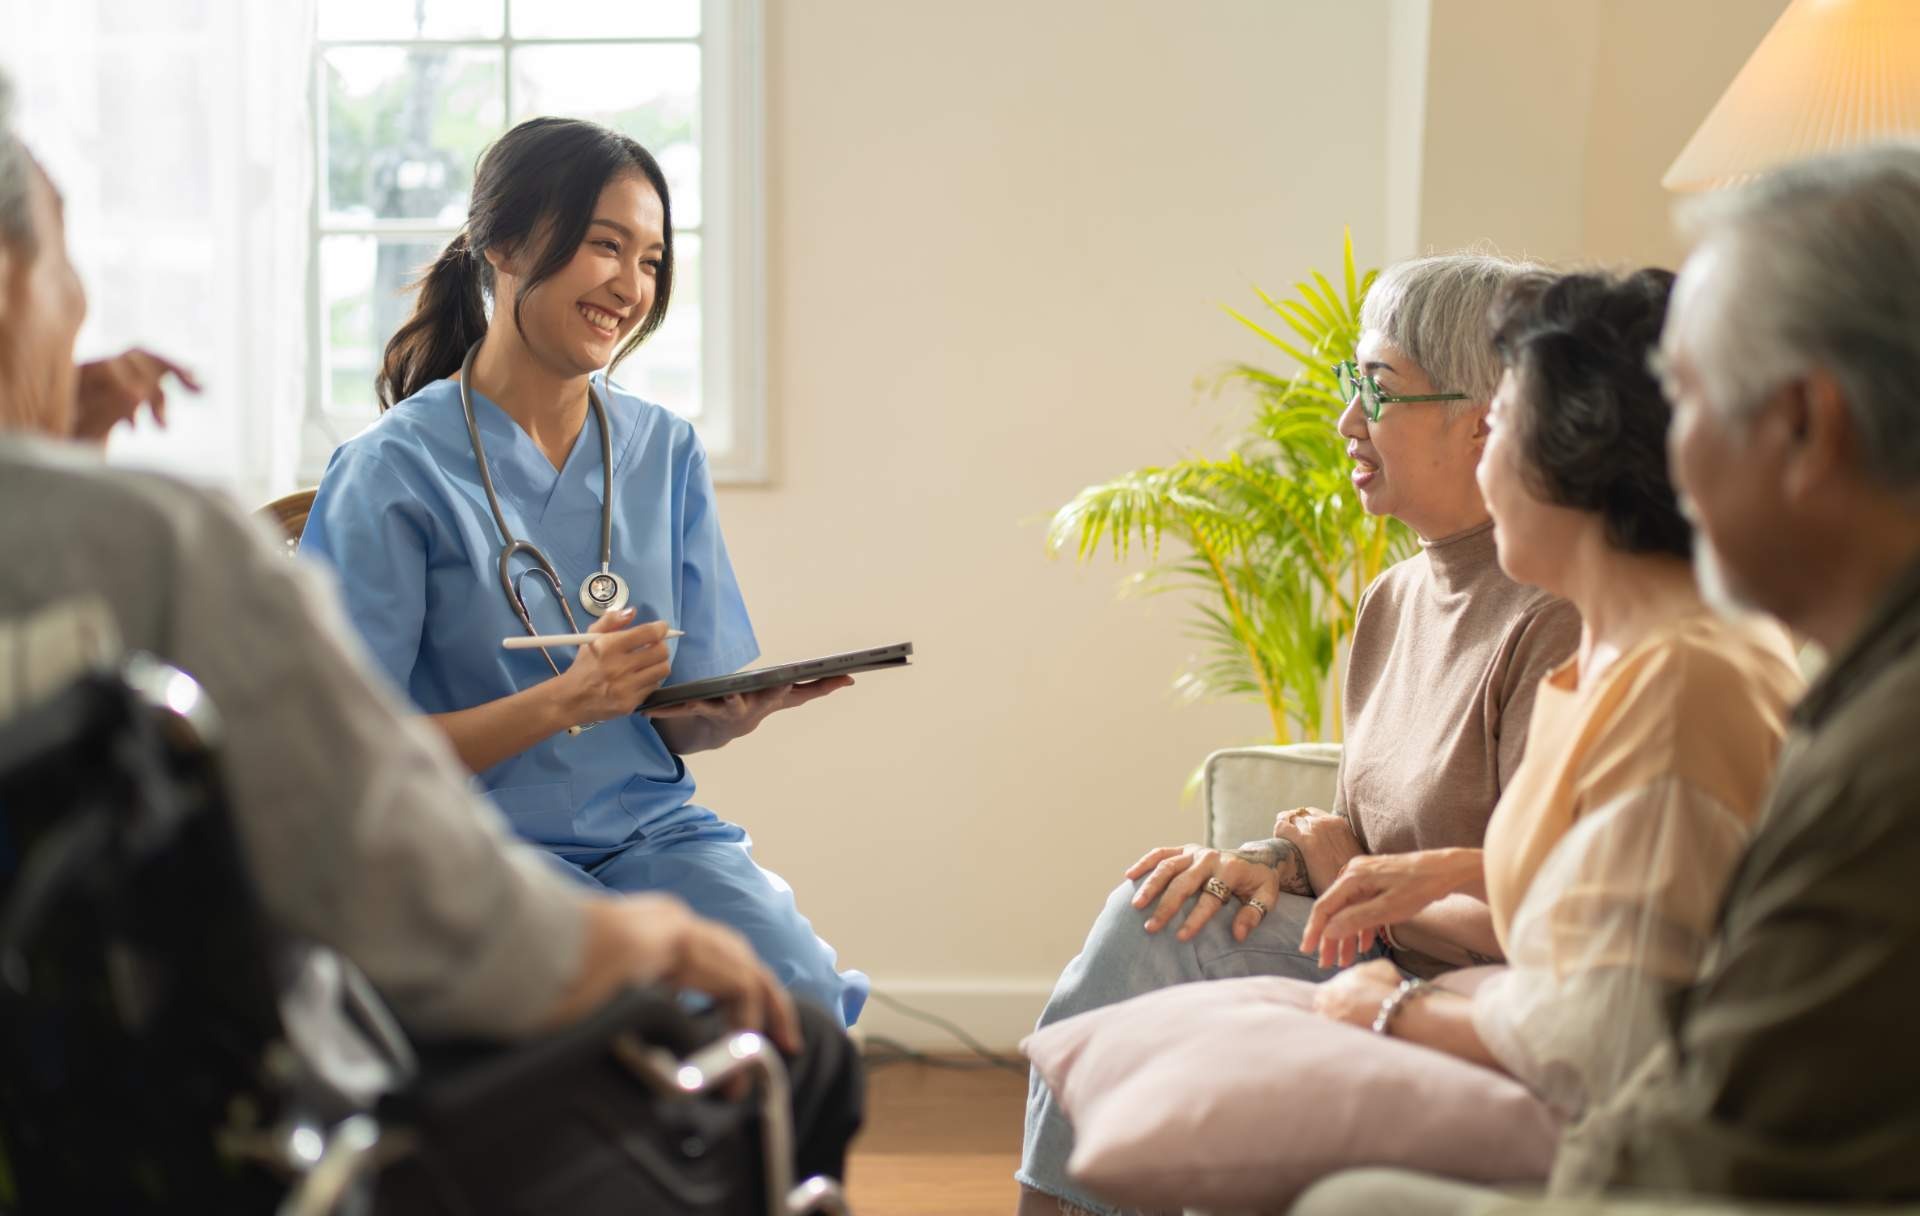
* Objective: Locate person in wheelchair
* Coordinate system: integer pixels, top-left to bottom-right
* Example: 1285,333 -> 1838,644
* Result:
0,69 -> 861,1204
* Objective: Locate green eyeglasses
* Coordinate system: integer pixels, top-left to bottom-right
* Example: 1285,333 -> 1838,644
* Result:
1333,360 -> 1469,422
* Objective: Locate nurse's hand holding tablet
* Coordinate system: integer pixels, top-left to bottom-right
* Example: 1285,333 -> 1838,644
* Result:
545,609 -> 855,751
641,669 -> 855,754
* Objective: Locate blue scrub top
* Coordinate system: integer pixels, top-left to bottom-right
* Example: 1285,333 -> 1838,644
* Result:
301,376 -> 760,854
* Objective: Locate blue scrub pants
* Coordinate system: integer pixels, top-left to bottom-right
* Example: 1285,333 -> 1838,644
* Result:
539,812 -> 869,1029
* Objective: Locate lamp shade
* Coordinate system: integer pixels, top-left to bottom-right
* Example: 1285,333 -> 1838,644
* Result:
1663,0 -> 1920,192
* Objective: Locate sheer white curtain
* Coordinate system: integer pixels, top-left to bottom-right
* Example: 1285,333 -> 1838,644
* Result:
1,0 -> 314,508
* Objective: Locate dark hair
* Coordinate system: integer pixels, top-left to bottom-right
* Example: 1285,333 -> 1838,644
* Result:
376,117 -> 674,410
1489,268 -> 1690,558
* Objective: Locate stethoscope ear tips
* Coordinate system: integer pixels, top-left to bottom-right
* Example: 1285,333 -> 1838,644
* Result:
580,570 -> 630,618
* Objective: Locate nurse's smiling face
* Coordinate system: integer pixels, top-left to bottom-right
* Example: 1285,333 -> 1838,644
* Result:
491,172 -> 666,380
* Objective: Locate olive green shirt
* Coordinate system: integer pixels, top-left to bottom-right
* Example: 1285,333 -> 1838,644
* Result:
1552,553 -> 1920,1202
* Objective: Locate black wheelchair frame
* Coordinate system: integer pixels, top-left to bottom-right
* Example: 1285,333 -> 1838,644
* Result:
0,657 -> 850,1216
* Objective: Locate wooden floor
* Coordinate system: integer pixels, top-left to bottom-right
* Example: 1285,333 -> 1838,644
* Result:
846,1057 -> 1029,1216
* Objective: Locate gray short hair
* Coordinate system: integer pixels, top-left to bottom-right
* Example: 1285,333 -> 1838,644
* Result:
1360,252 -> 1545,407
0,67 -> 31,250
1676,141 -> 1920,489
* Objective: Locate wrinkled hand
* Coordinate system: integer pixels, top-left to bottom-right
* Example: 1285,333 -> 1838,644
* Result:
1271,807 -> 1363,895
1300,849 -> 1472,969
1312,957 -> 1403,1030
72,348 -> 200,441
641,675 -> 853,743
602,894 -> 801,1053
1124,842 -> 1286,943
554,609 -> 673,724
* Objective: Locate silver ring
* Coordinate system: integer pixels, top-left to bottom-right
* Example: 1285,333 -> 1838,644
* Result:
1202,877 -> 1233,903
1245,897 -> 1269,917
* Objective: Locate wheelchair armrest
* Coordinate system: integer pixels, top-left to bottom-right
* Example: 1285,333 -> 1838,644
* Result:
384,985 -> 698,1122
282,990 -> 732,1216
373,988 -> 854,1215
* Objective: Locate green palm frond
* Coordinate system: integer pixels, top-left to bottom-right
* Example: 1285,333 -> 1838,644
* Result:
1047,230 -> 1415,743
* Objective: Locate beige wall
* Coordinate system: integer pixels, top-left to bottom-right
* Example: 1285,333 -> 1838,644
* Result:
1418,0 -> 1789,268
1419,0 -> 1607,263
699,0 -> 1395,1042
1576,0 -> 1789,267
699,0 -> 1793,1046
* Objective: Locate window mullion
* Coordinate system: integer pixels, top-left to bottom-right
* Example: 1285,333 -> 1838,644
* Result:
501,33 -> 514,133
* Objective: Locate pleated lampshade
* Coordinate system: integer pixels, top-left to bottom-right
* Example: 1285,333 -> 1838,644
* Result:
1663,0 -> 1920,192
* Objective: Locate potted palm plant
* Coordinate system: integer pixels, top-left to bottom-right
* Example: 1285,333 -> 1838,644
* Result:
1048,232 -> 1414,744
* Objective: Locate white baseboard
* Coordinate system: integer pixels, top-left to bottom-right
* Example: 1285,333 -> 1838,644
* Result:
853,977 -> 1052,1054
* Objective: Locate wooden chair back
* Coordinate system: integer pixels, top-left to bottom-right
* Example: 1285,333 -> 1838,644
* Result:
259,489 -> 317,555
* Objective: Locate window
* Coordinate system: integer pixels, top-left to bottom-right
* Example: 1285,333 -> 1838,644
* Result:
309,0 -> 766,484
3,0 -> 764,501
1,0 -> 313,508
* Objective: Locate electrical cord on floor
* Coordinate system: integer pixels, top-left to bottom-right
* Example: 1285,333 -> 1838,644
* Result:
860,991 -> 1029,1075
860,1034 -> 1023,1072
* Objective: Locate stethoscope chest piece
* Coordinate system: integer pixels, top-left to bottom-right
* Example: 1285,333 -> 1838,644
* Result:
460,340 -> 632,639
580,569 -> 629,617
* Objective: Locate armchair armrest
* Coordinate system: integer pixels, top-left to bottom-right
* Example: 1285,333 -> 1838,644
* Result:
1201,744 -> 1342,851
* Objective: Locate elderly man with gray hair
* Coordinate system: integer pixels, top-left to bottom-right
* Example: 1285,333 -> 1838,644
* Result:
1293,141 -> 1920,1215
1017,252 -> 1582,1216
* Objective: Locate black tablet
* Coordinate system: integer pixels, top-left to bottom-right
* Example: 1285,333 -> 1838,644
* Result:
638,642 -> 913,711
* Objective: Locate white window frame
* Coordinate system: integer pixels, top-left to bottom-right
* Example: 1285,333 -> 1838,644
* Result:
302,0 -> 767,485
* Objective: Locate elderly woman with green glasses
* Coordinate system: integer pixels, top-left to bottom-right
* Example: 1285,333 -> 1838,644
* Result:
1016,252 -> 1583,1216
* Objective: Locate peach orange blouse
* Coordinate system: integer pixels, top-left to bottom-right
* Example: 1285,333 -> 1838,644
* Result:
1472,611 -> 1803,1115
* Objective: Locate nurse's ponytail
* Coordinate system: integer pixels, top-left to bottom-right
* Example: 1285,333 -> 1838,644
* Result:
374,117 -> 675,412
376,232 -> 488,410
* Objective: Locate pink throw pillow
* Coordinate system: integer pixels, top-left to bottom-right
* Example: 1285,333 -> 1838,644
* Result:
1021,975 -> 1561,1212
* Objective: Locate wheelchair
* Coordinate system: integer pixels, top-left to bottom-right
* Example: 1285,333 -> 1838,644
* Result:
0,654 -> 852,1215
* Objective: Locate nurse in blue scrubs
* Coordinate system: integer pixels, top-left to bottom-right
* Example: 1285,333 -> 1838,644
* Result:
301,116 -> 868,1027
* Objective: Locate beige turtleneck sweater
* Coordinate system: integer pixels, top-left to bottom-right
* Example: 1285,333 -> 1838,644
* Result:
1334,522 -> 1581,967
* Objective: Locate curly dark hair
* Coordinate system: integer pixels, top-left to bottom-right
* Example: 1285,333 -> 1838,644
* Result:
1488,268 -> 1690,558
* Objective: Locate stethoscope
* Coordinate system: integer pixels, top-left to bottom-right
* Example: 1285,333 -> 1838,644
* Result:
458,342 -> 630,686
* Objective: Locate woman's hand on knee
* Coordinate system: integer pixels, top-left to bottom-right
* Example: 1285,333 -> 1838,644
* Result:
1125,844 -> 1278,942
1124,843 -> 1203,914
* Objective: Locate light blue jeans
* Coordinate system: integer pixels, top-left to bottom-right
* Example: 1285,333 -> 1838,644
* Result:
1017,876 -> 1386,1216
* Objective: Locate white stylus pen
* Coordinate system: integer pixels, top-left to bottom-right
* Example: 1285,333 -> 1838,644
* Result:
503,629 -> 685,650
